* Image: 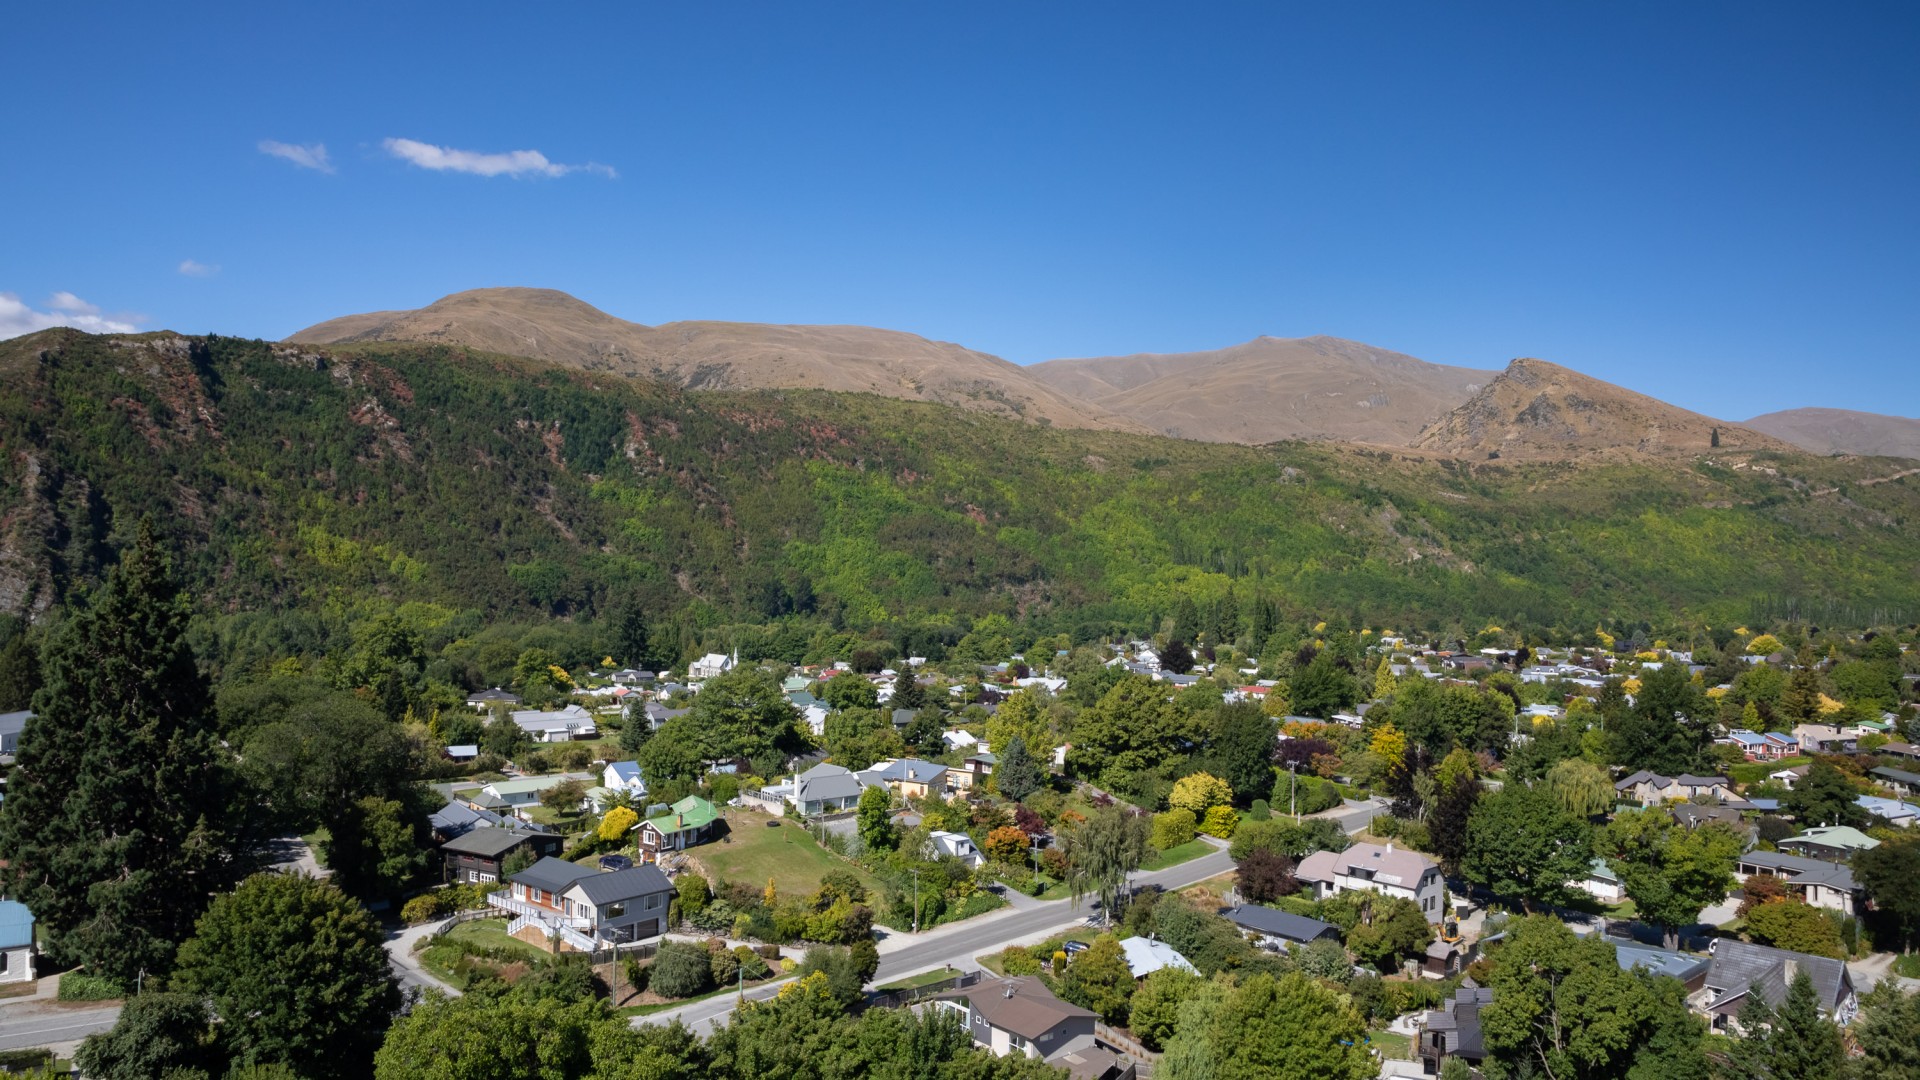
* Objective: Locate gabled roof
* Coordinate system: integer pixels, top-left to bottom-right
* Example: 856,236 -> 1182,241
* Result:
644,795 -> 719,834
1705,940 -> 1853,1015
1779,825 -> 1879,853
429,799 -> 504,835
1296,842 -> 1437,888
606,761 -> 642,785
1219,904 -> 1340,943
467,687 -> 521,703
441,827 -> 543,858
1614,941 -> 1710,983
1118,936 -> 1197,978
1872,765 -> 1920,786
937,976 -> 1095,1041
865,758 -> 948,783
511,855 -> 600,894
1737,850 -> 1859,891
568,863 -> 673,905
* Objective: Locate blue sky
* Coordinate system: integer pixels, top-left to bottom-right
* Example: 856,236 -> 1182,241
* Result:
4,2 -> 1915,420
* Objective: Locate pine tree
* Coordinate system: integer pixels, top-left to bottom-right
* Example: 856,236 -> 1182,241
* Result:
0,631 -> 40,711
996,737 -> 1044,803
0,521 -> 239,986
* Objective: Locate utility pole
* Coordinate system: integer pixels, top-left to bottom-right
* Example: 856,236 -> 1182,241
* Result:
912,869 -> 921,933
1288,761 -> 1298,819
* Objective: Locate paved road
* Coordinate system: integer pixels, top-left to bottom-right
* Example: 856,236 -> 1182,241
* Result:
637,843 -> 1236,1035
0,1002 -> 119,1053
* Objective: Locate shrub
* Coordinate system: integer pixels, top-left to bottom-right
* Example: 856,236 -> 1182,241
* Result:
401,893 -> 448,925
1237,848 -> 1298,902
649,939 -> 715,998
1200,805 -> 1239,839
709,944 -> 740,987
999,946 -> 1043,976
985,825 -> 1031,863
1151,808 -> 1198,851
1169,773 -> 1234,816
677,873 -> 712,920
58,972 -> 122,1001
1249,799 -> 1271,822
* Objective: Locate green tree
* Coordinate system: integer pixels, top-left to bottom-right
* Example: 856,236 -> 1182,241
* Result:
1610,664 -> 1712,774
1129,965 -> 1202,1051
1159,971 -> 1374,1080
540,777 -> 588,813
173,872 -> 400,1078
995,736 -> 1044,803
1343,894 -> 1435,972
818,670 -> 879,711
1481,916 -> 1707,1080
1427,747 -> 1481,873
650,939 -> 715,998
1542,758 -> 1615,818
0,631 -> 40,711
1850,982 -> 1920,1080
1068,674 -> 1170,784
1211,701 -> 1276,803
1745,899 -> 1846,959
327,795 -> 433,904
1597,810 -> 1742,949
1462,783 -> 1592,912
242,691 -> 422,832
1065,804 -> 1151,926
608,600 -> 652,669
856,783 -> 895,852
1784,758 -> 1865,827
0,522 -> 238,986
373,993 -> 605,1080
889,675 -> 926,713
1061,934 -> 1135,1025
1289,651 -> 1357,719
986,687 -> 1056,765
793,945 -> 866,1008
684,667 -> 806,765
74,991 -> 223,1080
1854,836 -> 1920,951
1169,772 -> 1233,816
1723,971 -> 1844,1080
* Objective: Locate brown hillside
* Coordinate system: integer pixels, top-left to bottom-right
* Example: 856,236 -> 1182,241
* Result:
1743,407 -> 1920,461
289,288 -> 1148,433
1027,335 -> 1493,445
1414,357 -> 1796,460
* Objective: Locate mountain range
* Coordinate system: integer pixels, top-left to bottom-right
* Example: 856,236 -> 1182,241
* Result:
289,287 -> 1918,461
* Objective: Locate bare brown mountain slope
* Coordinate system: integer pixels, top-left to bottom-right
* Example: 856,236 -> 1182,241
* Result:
1743,408 -> 1920,461
1026,336 -> 1494,444
289,287 -> 1148,433
1414,357 -> 1796,459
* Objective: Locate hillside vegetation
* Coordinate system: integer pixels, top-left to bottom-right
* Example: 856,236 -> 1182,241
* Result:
2,329 -> 1918,644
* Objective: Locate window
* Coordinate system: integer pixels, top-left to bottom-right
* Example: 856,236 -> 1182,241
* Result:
607,902 -> 626,919
645,894 -> 660,909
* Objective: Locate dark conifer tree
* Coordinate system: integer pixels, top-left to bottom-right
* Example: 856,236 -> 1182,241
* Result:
0,521 -> 239,986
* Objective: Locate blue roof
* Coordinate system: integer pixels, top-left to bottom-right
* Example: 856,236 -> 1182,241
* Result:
0,900 -> 34,950
607,761 -> 642,784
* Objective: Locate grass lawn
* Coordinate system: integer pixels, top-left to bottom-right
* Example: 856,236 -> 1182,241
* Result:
877,968 -> 961,992
524,804 -> 592,832
689,812 -> 877,899
417,917 -> 553,984
1368,1029 -> 1412,1059
1177,871 -> 1238,907
1893,953 -> 1920,978
1729,756 -> 1810,786
1141,838 -> 1213,872
616,974 -> 786,1016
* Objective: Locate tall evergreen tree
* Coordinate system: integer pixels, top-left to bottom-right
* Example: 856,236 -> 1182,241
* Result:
996,737 -> 1045,803
1722,971 -> 1844,1080
0,630 -> 41,711
0,522 -> 239,986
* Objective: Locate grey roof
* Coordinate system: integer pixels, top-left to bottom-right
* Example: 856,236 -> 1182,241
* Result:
1738,850 -> 1860,891
429,800 -> 505,835
441,827 -> 541,858
0,710 -> 31,738
569,863 -> 673,904
1614,941 -> 1711,983
511,856 -> 599,894
795,763 -> 868,803
1872,766 -> 1920,786
865,758 -> 948,784
467,687 -> 521,703
1705,940 -> 1853,1014
1422,985 -> 1493,1060
1220,904 -> 1340,943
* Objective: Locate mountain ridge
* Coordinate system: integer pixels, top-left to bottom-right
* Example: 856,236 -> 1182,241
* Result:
1743,407 -> 1920,461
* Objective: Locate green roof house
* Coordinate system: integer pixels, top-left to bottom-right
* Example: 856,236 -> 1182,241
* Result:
638,795 -> 721,858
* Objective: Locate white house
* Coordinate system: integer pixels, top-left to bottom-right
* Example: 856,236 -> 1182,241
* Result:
928,830 -> 986,868
1118,936 -> 1197,980
602,761 -> 647,798
509,704 -> 598,743
689,652 -> 736,680
1295,842 -> 1449,923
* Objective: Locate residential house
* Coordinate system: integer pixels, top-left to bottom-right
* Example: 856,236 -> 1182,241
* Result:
800,702 -> 830,737
466,687 -> 522,711
0,710 -> 31,757
1418,983 -> 1492,1073
1856,795 -> 1920,827
1871,765 -> 1920,795
1614,771 -> 1734,804
1793,724 -> 1858,755
1776,826 -> 1879,860
603,761 -> 648,798
444,744 -> 479,764
1717,730 -> 1771,760
488,856 -> 676,951
1736,851 -> 1863,915
609,669 -> 654,685
509,704 -> 597,743
792,763 -> 872,816
1575,858 -> 1625,903
1614,941 -> 1711,991
689,652 -> 735,680
929,830 -> 986,868
860,758 -> 950,799
1880,741 -> 1920,763
951,751 -> 997,792
637,796 -> 721,859
1695,940 -> 1857,1031
481,773 -> 593,812
1218,904 -> 1341,949
942,729 -> 979,752
440,826 -> 566,885
0,901 -> 34,984
640,701 -> 689,731
1117,937 -> 1196,980
1769,764 -> 1811,789
1295,842 -> 1449,922
428,798 -> 517,840
931,976 -> 1134,1080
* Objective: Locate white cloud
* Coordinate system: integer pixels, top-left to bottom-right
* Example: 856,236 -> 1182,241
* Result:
382,137 -> 615,179
258,140 -> 334,172
0,292 -> 143,340
178,259 -> 220,278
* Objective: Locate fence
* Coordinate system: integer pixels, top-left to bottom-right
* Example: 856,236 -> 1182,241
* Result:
864,968 -> 983,1010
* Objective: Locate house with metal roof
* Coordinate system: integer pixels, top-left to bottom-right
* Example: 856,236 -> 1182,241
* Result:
1615,771 -> 1734,804
1856,795 -> 1920,827
487,856 -> 674,951
1695,940 -> 1857,1032
508,704 -> 598,743
859,757 -> 949,798
466,687 -> 522,710
1418,982 -> 1492,1072
1735,850 -> 1863,915
1872,765 -> 1920,795
603,760 -> 647,796
1777,825 -> 1879,859
791,762 -> 874,816
1613,941 -> 1711,990
439,826 -> 565,885
930,976 -> 1133,1080
1218,904 -> 1342,949
0,901 -> 34,984
638,795 -> 720,858
1117,937 -> 1196,980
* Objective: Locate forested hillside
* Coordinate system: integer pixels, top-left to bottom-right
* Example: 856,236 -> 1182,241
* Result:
2,328 -> 1917,660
